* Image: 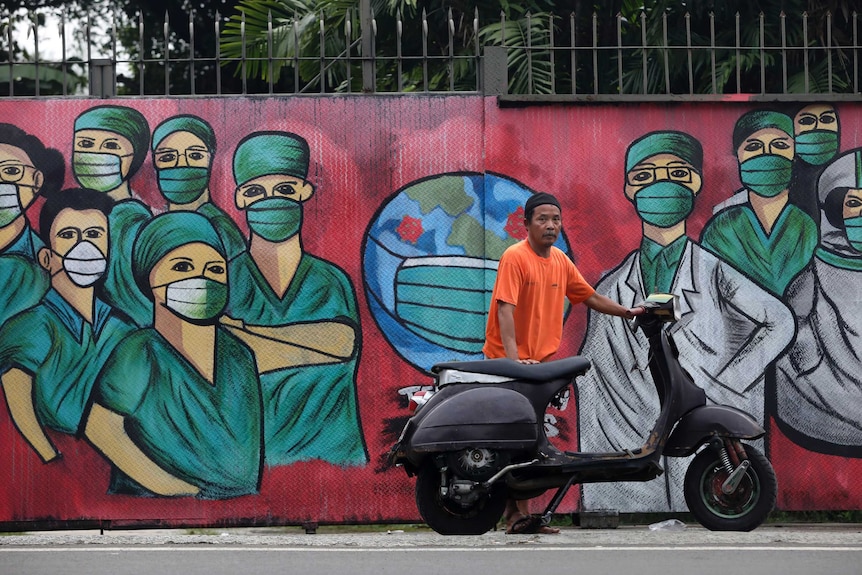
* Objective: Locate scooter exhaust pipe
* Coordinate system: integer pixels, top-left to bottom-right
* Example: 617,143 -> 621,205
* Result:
481,459 -> 540,488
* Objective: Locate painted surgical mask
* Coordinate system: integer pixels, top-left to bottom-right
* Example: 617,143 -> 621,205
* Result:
157,166 -> 209,204
633,182 -> 695,228
795,131 -> 839,166
0,183 -> 21,227
394,258 -> 493,354
164,276 -> 227,323
61,241 -> 107,287
739,155 -> 793,197
72,152 -> 125,192
844,216 -> 862,252
245,197 -> 302,242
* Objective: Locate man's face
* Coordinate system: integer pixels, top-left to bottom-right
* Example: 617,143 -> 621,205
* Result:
525,203 -> 562,249
794,104 -> 838,135
0,143 -> 43,213
736,127 -> 795,163
234,174 -> 314,209
624,153 -> 702,201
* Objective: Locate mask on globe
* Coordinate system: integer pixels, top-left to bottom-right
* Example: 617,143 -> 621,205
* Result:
795,131 -> 839,166
245,196 -> 302,242
844,215 -> 862,252
395,257 -> 494,354
0,182 -> 21,227
73,152 -> 125,193
61,241 -> 107,287
157,166 -> 210,204
164,276 -> 227,323
739,155 -> 793,198
633,182 -> 695,228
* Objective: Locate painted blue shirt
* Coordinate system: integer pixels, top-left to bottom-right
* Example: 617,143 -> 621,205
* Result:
0,225 -> 49,327
101,199 -> 153,327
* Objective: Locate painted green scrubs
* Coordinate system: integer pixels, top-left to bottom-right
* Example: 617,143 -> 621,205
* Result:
197,202 -> 246,262
639,235 -> 687,295
102,199 -> 153,327
0,289 -> 135,434
227,252 -> 367,467
0,226 -> 49,327
95,327 -> 263,499
700,203 -> 817,296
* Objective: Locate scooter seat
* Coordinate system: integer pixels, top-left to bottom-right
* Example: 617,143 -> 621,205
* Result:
432,356 -> 592,382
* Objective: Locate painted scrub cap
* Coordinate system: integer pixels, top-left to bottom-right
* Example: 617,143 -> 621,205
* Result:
152,115 -> 216,153
732,110 -> 794,151
74,105 -> 151,175
233,131 -> 310,186
132,211 -> 225,299
625,131 -> 703,173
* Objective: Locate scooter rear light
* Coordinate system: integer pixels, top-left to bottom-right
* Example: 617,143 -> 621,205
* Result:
408,390 -> 434,413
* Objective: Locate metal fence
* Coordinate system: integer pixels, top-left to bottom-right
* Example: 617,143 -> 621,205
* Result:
2,7 -> 861,100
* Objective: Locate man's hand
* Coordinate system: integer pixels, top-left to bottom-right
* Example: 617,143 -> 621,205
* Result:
624,307 -> 646,319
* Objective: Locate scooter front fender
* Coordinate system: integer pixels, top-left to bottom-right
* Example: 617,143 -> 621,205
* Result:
664,405 -> 765,457
410,386 -> 538,453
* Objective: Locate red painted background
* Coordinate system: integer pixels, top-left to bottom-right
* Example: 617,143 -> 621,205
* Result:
0,96 -> 860,528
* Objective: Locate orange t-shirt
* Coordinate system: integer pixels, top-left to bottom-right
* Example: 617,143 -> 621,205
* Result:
483,241 -> 595,362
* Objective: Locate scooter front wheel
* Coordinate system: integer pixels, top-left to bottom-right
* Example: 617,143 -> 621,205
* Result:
684,444 -> 776,531
415,463 -> 507,535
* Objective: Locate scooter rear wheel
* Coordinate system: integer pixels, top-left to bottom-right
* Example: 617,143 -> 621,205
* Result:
415,463 -> 507,535
684,444 -> 776,531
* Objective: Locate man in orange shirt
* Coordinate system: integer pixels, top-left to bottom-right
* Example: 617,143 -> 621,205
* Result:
484,192 -> 639,533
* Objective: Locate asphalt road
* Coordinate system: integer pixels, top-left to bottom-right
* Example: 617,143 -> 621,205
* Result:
2,524 -> 860,575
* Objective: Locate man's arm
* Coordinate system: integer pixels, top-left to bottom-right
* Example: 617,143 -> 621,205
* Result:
583,293 -> 639,319
1,369 -> 59,463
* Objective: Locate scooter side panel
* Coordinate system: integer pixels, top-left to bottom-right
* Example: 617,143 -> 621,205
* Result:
664,404 -> 766,456
410,387 -> 538,452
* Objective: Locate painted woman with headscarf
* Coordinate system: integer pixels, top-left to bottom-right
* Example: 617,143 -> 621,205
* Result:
774,148 -> 862,455
150,115 -> 246,261
578,131 -> 793,512
700,109 -> 818,296
86,211 -> 263,498
72,105 -> 154,326
223,131 -> 367,467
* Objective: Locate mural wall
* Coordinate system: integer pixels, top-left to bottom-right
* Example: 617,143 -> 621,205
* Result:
0,96 -> 860,527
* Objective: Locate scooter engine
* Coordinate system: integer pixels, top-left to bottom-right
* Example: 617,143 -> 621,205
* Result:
447,448 -> 509,481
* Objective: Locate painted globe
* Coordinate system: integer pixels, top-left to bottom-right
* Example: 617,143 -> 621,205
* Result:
362,172 -> 572,372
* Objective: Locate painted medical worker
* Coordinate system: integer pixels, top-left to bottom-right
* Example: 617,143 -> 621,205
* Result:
86,212 -> 263,498
700,109 -> 817,296
224,131 -> 367,467
150,114 -> 246,261
578,131 -> 794,512
72,105 -> 153,326
0,123 -> 64,326
774,148 -> 862,455
0,188 -> 134,462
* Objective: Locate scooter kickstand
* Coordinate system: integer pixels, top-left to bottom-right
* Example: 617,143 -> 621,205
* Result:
539,475 -> 578,526
721,459 -> 751,494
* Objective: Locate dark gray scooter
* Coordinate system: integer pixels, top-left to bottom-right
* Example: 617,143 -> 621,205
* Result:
389,294 -> 777,534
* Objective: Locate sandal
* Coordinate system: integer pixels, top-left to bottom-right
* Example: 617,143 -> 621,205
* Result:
506,514 -> 560,534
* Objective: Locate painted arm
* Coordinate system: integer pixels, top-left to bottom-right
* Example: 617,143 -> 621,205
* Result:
84,403 -> 200,497
221,318 -> 356,372
1,368 -> 59,463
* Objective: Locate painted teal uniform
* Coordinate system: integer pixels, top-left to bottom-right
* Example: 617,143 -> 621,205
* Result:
227,252 -> 367,467
102,199 -> 153,327
95,327 -> 263,499
0,226 -> 49,327
700,202 -> 817,296
639,235 -> 687,295
197,202 -> 246,262
0,289 -> 135,434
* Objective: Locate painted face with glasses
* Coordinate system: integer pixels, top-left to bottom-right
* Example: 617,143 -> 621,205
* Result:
625,153 -> 702,228
153,131 -> 212,205
0,143 -> 43,228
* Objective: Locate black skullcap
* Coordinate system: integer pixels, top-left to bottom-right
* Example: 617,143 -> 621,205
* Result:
524,192 -> 561,218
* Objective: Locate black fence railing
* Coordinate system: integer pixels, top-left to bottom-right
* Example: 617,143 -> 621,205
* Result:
1,7 -> 860,99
